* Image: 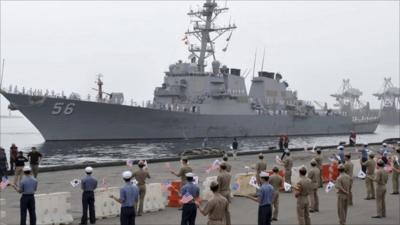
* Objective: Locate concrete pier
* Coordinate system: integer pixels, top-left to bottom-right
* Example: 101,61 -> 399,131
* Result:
1,145 -> 399,225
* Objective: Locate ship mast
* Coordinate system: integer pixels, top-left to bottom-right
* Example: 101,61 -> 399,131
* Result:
96,73 -> 104,102
185,0 -> 236,72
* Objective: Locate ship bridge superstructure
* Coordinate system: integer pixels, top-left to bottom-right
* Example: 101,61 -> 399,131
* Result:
152,0 -> 252,115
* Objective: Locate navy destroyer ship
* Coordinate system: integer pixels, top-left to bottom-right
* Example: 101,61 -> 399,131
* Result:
0,0 -> 379,141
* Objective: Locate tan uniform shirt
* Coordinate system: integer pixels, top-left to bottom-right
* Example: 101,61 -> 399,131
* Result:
133,169 -> 150,185
307,167 -> 320,189
344,160 -> 354,178
363,159 -> 376,175
203,193 -> 229,223
335,173 -> 351,195
269,174 -> 283,191
222,162 -> 232,173
178,165 -> 193,183
314,155 -> 323,169
256,160 -> 267,174
393,155 -> 400,174
283,156 -> 293,171
296,176 -> 313,198
375,169 -> 388,186
217,171 -> 232,193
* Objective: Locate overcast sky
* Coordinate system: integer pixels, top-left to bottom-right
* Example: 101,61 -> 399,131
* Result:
0,0 -> 399,114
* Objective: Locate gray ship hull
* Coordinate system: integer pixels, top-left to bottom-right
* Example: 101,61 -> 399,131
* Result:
380,109 -> 400,125
2,92 -> 379,141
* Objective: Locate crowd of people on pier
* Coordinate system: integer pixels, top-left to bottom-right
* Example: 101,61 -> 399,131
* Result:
0,139 -> 399,225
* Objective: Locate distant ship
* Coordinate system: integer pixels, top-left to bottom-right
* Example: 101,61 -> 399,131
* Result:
373,78 -> 400,125
0,0 -> 379,141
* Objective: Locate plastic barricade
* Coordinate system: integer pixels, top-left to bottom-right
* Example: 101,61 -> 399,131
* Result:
35,192 -> 73,225
0,198 -> 5,225
232,173 -> 257,196
322,163 -> 331,183
331,162 -> 339,181
94,187 -> 120,219
201,176 -> 218,201
143,183 -> 166,213
291,167 -> 301,185
167,180 -> 181,207
352,159 -> 361,178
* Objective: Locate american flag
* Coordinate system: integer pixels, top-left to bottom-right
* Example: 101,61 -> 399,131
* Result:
161,180 -> 172,192
0,177 -> 9,190
180,193 -> 194,204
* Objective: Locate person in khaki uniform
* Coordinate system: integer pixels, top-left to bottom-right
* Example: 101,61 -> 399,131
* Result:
282,151 -> 293,187
293,167 -> 313,225
217,164 -> 231,225
133,160 -> 151,216
269,166 -> 283,221
196,181 -> 229,225
170,156 -> 193,185
307,160 -> 320,212
221,155 -> 232,173
362,153 -> 376,200
313,149 -> 323,188
391,148 -> 400,195
343,153 -> 354,205
255,153 -> 267,185
370,159 -> 388,219
335,164 -> 351,225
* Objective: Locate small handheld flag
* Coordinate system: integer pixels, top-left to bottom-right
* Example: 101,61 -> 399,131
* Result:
193,176 -> 199,185
126,159 -> 134,168
0,177 -> 10,190
180,193 -> 194,204
325,181 -> 335,193
283,182 -> 292,192
275,155 -> 282,164
70,179 -> 81,188
357,170 -> 366,179
249,176 -> 259,189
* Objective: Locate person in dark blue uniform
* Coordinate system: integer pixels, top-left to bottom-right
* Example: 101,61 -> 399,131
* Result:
360,143 -> 369,174
110,171 -> 139,225
247,171 -> 274,225
180,172 -> 200,225
80,167 -> 98,225
11,166 -> 38,225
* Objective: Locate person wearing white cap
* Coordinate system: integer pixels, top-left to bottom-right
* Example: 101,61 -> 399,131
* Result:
246,171 -> 274,225
180,172 -> 200,225
110,171 -> 139,225
337,146 -> 345,164
360,143 -> 369,174
80,167 -> 98,225
10,165 -> 37,225
380,143 -> 389,165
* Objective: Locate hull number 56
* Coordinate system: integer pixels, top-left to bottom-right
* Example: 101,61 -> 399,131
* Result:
52,102 -> 75,115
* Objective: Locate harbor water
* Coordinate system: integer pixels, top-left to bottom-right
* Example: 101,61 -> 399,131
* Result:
1,116 -> 399,167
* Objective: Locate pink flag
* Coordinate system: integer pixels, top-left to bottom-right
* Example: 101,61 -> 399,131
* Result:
0,177 -> 9,190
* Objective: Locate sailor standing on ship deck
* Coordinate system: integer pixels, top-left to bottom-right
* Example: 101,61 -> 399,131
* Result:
80,167 -> 98,225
